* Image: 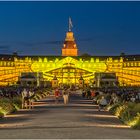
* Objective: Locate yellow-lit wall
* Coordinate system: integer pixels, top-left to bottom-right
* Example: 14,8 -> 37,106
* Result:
0,57 -> 31,86
0,56 -> 140,86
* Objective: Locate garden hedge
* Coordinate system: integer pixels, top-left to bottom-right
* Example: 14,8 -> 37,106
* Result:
107,102 -> 140,129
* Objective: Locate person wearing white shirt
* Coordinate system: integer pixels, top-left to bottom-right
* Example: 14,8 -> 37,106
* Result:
21,88 -> 29,109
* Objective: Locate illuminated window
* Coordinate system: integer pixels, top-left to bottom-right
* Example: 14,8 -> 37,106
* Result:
127,63 -> 130,66
131,63 -> 134,66
70,69 -> 73,72
90,58 -> 94,62
8,62 -> 11,66
4,62 -> 6,66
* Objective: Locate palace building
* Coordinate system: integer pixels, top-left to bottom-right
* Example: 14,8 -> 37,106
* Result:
0,19 -> 140,87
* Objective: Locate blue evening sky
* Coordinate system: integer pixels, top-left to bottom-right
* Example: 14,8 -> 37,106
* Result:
0,1 -> 140,56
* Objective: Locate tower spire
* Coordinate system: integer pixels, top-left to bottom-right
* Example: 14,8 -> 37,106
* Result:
69,17 -> 73,31
62,18 -> 78,56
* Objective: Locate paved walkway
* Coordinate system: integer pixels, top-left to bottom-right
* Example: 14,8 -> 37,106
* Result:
0,94 -> 140,139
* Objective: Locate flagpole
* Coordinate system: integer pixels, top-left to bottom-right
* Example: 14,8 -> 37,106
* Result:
69,17 -> 71,31
69,17 -> 73,32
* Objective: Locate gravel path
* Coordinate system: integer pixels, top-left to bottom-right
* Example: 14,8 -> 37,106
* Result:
0,95 -> 139,139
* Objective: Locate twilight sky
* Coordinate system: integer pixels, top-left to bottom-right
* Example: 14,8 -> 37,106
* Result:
0,1 -> 140,56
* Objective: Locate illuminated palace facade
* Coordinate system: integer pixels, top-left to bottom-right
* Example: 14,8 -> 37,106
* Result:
0,28 -> 140,87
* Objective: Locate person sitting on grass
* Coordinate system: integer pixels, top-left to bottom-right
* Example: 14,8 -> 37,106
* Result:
98,96 -> 108,111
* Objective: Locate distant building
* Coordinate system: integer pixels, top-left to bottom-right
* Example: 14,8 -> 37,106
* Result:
94,72 -> 118,87
18,72 -> 43,87
0,18 -> 140,87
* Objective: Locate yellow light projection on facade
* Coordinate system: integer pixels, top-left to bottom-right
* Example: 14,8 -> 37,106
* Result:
0,55 -> 140,86
31,56 -> 107,84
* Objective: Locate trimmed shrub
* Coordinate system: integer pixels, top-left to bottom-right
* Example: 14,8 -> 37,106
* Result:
36,94 -> 41,100
0,98 -> 15,115
109,103 -> 122,114
128,113 -> 140,129
127,102 -> 136,109
108,101 -> 140,129
0,107 -> 5,117
133,103 -> 140,113
33,96 -> 38,101
33,94 -> 42,101
12,97 -> 22,110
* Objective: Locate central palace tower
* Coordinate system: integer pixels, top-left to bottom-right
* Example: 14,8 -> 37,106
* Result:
62,18 -> 78,56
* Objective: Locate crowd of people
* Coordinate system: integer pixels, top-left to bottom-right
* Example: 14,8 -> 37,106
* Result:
82,87 -> 140,111
0,86 -> 22,98
53,87 -> 70,105
0,85 -> 71,108
0,86 -> 40,109
21,88 -> 35,109
0,85 -> 140,111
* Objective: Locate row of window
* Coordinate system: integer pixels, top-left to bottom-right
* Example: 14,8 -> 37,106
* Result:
124,62 -> 140,67
0,61 -> 15,67
0,61 -> 31,67
1,60 -> 140,70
